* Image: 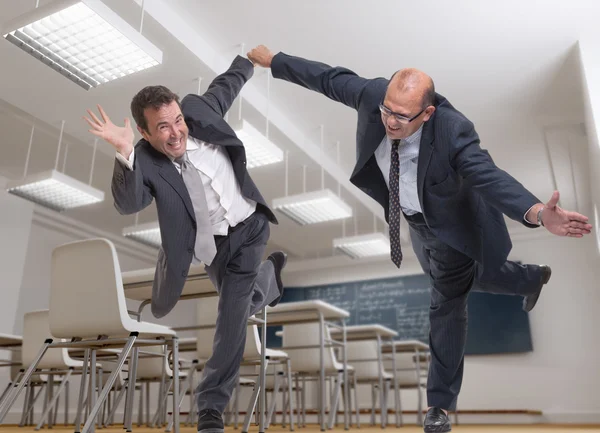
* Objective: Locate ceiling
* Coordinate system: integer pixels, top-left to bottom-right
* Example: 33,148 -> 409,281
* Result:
0,0 -> 595,268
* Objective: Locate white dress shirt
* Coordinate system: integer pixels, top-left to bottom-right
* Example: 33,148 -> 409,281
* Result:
375,125 -> 424,215
116,137 -> 256,236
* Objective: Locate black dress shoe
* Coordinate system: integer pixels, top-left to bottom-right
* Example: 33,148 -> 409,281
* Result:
423,407 -> 451,432
197,409 -> 224,433
267,251 -> 287,307
523,265 -> 552,312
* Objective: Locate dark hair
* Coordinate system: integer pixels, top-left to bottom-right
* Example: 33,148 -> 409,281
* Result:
130,85 -> 181,133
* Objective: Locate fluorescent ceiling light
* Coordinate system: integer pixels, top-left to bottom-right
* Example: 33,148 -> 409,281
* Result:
2,0 -> 162,90
272,189 -> 352,225
333,232 -> 390,259
7,169 -> 104,212
122,221 -> 161,248
232,119 -> 283,168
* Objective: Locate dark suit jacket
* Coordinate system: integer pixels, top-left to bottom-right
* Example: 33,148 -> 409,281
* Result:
271,52 -> 540,275
112,55 -> 276,318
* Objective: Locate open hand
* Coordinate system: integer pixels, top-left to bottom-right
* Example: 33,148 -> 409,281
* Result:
83,105 -> 134,158
541,191 -> 592,238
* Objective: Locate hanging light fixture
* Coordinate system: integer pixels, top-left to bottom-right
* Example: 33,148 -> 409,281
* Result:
334,213 -> 390,259
2,0 -> 163,90
6,123 -> 104,211
122,220 -> 161,249
272,128 -> 353,225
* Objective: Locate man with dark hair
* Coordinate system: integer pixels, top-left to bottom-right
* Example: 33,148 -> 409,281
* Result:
247,45 -> 592,432
84,55 -> 287,433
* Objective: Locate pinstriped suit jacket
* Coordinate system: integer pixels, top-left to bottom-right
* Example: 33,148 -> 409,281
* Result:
271,52 -> 541,277
112,55 -> 277,318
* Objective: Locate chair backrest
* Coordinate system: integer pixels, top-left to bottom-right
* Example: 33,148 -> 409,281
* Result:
135,345 -> 173,379
383,350 -> 428,386
281,323 -> 342,372
345,340 -> 385,380
49,238 -> 130,339
22,310 -> 78,370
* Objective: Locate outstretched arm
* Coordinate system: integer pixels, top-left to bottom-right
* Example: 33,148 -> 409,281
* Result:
248,45 -> 371,110
183,55 -> 255,118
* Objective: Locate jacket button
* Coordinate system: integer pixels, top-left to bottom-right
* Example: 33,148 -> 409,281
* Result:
182,270 -> 188,277
188,247 -> 194,253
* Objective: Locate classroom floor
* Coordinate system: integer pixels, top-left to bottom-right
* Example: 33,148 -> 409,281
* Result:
1,425 -> 599,433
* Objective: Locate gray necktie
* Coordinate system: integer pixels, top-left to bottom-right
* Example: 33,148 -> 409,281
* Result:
176,153 -> 217,266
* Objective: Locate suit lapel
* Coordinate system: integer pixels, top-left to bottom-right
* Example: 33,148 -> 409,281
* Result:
353,120 -> 386,176
417,119 -> 435,209
147,146 -> 196,221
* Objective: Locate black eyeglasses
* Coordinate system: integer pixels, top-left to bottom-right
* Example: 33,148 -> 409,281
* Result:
379,103 -> 425,124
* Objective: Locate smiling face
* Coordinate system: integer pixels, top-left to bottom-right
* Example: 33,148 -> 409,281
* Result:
381,68 -> 436,140
138,100 -> 189,159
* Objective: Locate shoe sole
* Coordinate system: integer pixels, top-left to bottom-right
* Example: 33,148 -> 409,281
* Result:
424,424 -> 452,432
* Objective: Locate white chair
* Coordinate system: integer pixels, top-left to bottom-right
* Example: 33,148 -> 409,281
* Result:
0,310 -> 83,429
383,350 -> 428,426
0,238 -> 180,433
345,339 -> 393,428
281,323 -> 355,429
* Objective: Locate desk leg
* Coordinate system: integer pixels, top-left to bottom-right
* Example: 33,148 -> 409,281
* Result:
318,312 -> 325,432
342,319 -> 349,430
391,340 -> 401,427
376,335 -> 385,428
259,309 -> 267,433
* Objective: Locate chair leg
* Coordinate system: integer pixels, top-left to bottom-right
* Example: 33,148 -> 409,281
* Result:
286,359 -> 295,431
80,335 -> 137,433
146,381 -> 151,427
17,382 -> 30,427
417,385 -> 423,426
65,379 -> 70,426
266,372 -> 281,428
166,363 -> 194,433
242,359 -> 269,433
104,385 -> 127,427
0,340 -> 51,423
22,382 -> 45,426
171,337 -> 180,433
137,380 -> 144,427
327,373 -> 342,429
353,374 -> 360,428
124,346 -> 139,432
35,369 -> 73,431
75,349 -> 91,433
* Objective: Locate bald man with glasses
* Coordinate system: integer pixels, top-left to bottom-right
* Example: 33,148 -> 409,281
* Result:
248,45 -> 591,433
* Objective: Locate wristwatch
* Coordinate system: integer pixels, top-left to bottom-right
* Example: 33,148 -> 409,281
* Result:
536,207 -> 544,227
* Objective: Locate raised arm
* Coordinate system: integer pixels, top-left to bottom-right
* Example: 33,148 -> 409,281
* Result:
183,55 -> 255,118
248,45 -> 371,110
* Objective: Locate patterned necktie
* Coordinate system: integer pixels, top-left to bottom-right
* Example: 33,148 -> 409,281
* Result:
389,139 -> 403,268
175,153 -> 217,266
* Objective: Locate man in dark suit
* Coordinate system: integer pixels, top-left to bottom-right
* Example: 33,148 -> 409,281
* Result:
84,55 -> 287,433
248,45 -> 592,432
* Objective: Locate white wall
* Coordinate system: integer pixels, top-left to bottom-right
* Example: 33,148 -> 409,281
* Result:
579,38 -> 600,256
284,231 -> 600,424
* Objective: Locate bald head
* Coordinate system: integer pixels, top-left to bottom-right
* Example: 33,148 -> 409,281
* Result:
380,68 -> 436,140
389,68 -> 435,109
